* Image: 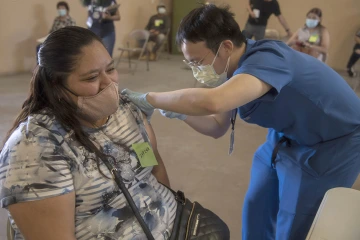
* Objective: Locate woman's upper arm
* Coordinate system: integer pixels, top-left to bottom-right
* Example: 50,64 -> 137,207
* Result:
142,113 -> 158,150
0,125 -> 76,239
287,29 -> 299,45
321,28 -> 330,50
8,192 -> 76,240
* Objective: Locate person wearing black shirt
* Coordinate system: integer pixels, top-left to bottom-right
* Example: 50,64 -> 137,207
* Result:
346,29 -> 360,77
244,0 -> 292,40
142,4 -> 170,61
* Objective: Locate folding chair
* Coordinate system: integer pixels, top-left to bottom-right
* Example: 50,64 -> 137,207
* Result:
115,30 -> 150,74
156,28 -> 171,60
306,187 -> 360,240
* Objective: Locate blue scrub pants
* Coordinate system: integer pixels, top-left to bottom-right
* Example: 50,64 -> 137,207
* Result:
242,128 -> 360,240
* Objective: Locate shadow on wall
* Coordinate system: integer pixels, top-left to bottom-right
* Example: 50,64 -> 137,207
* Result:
14,4 -> 48,72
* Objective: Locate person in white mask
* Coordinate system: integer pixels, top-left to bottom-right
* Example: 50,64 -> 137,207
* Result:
287,8 -> 330,62
122,4 -> 360,240
50,1 -> 76,33
142,4 -> 170,61
36,1 -> 76,63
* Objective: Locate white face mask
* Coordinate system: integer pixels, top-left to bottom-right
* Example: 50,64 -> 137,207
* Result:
306,18 -> 319,28
58,9 -> 67,17
188,43 -> 230,88
158,7 -> 166,14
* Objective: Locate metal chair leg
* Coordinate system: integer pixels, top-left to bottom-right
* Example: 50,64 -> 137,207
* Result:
146,52 -> 149,71
127,50 -> 131,69
115,50 -> 124,69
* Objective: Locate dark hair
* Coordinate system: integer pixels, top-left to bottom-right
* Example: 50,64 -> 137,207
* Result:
57,1 -> 69,11
176,4 -> 246,53
157,4 -> 166,10
3,26 -> 114,178
307,7 -> 322,18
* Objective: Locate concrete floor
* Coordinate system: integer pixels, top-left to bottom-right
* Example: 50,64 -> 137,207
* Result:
0,55 -> 360,239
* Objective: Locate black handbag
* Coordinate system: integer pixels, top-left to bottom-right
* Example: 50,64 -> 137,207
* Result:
102,159 -> 230,240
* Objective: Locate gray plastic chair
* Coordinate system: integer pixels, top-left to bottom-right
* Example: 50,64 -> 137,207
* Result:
115,29 -> 150,74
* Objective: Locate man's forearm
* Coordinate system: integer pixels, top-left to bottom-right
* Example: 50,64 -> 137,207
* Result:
147,88 -> 218,116
184,113 -> 231,139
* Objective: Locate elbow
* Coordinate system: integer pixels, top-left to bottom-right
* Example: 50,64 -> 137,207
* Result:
203,103 -> 220,115
212,132 -> 225,139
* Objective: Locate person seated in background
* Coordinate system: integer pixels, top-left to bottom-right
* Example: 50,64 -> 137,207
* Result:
2,26 -> 176,239
141,4 -> 170,61
49,1 -> 76,33
36,1 -> 76,62
287,8 -> 330,62
346,29 -> 360,77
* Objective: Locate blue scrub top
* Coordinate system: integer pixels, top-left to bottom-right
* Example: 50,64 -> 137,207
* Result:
234,39 -> 360,146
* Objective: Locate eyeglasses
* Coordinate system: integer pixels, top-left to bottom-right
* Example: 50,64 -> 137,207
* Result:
183,51 -> 211,68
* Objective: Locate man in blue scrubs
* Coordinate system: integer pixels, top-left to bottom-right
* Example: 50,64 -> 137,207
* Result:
122,5 -> 360,239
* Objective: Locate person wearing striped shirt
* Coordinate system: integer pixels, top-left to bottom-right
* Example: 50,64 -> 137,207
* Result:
1,26 -> 176,240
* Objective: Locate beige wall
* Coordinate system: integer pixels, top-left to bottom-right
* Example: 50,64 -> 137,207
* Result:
0,0 -> 171,75
222,0 -> 360,69
1,0 -> 359,74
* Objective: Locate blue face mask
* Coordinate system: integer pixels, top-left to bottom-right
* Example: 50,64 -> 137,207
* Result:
58,9 -> 67,17
306,19 -> 319,28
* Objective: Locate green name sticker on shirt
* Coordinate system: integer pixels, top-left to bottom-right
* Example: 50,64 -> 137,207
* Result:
309,35 -> 319,43
154,19 -> 164,27
132,142 -> 158,167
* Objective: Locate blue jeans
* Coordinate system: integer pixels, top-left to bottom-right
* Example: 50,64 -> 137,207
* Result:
90,28 -> 116,57
242,128 -> 360,240
101,31 -> 116,57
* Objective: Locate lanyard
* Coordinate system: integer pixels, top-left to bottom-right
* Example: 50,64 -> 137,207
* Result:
229,108 -> 238,155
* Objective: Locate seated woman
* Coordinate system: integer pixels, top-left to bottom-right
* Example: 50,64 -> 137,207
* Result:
1,26 -> 176,239
287,8 -> 330,62
49,1 -> 76,33
36,1 -> 76,62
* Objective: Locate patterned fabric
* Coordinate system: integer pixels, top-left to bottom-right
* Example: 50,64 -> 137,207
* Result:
86,0 -> 116,33
49,15 -> 76,33
0,97 -> 176,240
297,27 -> 322,45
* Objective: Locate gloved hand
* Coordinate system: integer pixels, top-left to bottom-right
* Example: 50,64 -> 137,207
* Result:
159,110 -> 187,121
121,89 -> 155,120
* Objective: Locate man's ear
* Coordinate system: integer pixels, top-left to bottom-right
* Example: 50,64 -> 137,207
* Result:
222,40 -> 234,55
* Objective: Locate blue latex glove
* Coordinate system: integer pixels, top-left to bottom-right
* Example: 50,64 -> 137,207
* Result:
159,110 -> 187,121
121,89 -> 155,120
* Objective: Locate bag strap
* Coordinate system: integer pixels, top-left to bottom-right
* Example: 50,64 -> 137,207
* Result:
102,159 -> 155,240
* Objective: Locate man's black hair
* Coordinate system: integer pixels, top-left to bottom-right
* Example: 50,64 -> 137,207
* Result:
176,4 -> 246,53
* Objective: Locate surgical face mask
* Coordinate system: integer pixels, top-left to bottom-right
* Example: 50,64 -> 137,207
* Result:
58,9 -> 67,17
305,18 -> 319,28
65,82 -> 119,123
158,7 -> 166,14
189,43 -> 230,88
